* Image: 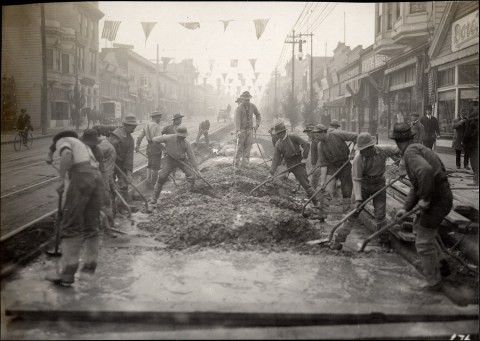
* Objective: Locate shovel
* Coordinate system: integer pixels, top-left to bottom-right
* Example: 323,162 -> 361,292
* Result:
306,175 -> 405,245
254,128 -> 269,170
301,158 -> 351,217
358,205 -> 423,252
46,190 -> 63,257
114,164 -> 151,213
249,162 -> 303,195
137,149 -> 177,187
173,157 -> 216,191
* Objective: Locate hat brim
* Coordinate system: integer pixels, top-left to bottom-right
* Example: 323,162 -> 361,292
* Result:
240,95 -> 252,100
355,141 -> 376,151
82,138 -> 102,145
388,131 -> 415,139
303,129 -> 312,133
330,124 -> 340,128
150,113 -> 163,117
177,132 -> 188,137
275,128 -> 287,134
172,116 -> 184,120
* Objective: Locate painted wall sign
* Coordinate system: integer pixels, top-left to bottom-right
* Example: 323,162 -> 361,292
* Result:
451,10 -> 479,52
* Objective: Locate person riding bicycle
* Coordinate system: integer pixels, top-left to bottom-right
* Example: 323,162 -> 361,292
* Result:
16,108 -> 33,145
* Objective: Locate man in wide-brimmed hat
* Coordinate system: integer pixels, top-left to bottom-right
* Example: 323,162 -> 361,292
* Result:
390,122 -> 453,291
45,130 -> 103,287
419,104 -> 440,149
162,113 -> 184,135
330,132 -> 401,251
328,120 -> 340,132
451,110 -> 469,170
108,115 -> 137,201
234,91 -> 261,167
268,122 -> 320,206
136,111 -> 164,189
151,126 -> 199,204
196,119 -> 211,147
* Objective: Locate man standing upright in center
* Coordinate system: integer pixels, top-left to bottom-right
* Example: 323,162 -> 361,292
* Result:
420,104 -> 440,149
234,91 -> 261,167
136,111 -> 164,189
162,113 -> 184,135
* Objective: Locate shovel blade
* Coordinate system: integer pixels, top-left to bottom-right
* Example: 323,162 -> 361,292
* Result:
46,249 -> 62,257
306,238 -> 329,245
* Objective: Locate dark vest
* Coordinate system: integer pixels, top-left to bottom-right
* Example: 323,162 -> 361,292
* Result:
320,133 -> 349,164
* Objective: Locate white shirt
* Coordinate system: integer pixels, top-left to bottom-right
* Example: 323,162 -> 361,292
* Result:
56,137 -> 98,168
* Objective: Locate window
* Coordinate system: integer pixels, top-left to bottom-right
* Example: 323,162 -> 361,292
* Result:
62,54 -> 70,73
376,4 -> 382,34
77,46 -> 84,71
78,13 -> 82,36
459,89 -> 479,114
458,62 -> 479,85
89,50 -> 96,74
53,101 -> 69,120
387,3 -> 393,30
83,16 -> 88,36
437,90 -> 455,134
46,49 -> 53,70
395,3 -> 400,19
410,2 -> 426,14
90,19 -> 94,39
438,67 -> 455,87
54,50 -> 61,71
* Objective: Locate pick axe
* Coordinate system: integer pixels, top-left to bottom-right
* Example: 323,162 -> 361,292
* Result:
46,190 -> 63,257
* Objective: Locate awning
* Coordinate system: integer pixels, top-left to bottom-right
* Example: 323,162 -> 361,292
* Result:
324,96 -> 346,107
430,45 -> 479,67
384,57 -> 417,75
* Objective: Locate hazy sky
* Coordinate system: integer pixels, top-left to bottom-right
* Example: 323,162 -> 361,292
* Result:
98,2 -> 374,95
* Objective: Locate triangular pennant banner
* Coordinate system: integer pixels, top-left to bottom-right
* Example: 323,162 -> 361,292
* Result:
241,79 -> 246,86
253,18 -> 269,39
237,86 -> 241,93
209,59 -> 215,73
238,73 -> 243,80
229,78 -> 233,84
252,77 -> 257,85
102,21 -> 121,42
230,59 -> 238,68
222,73 -> 228,82
141,22 -> 156,47
162,57 -> 171,71
254,72 -> 260,80
248,86 -> 251,91
220,20 -> 233,32
249,59 -> 257,71
179,22 -> 200,30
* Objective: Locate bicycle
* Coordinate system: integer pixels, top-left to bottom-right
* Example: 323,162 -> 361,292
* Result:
13,129 -> 33,151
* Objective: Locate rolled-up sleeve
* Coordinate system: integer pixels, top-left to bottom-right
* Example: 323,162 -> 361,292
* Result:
351,153 -> 363,201
252,104 -> 261,127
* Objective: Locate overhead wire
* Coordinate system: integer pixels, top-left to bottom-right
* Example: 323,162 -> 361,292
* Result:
296,2 -> 322,33
305,3 -> 329,33
311,3 -> 337,33
294,2 -> 315,32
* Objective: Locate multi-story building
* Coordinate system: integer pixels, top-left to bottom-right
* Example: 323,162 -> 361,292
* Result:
428,1 -> 478,139
1,3 -> 104,129
166,59 -> 196,116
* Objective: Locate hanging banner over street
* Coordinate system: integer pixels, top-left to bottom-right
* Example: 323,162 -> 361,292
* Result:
220,20 -> 233,32
209,59 -> 215,72
253,18 -> 269,39
238,73 -> 243,80
222,73 -> 228,82
141,22 -> 157,46
179,22 -> 200,30
249,59 -> 257,71
102,21 -> 121,41
230,59 -> 238,67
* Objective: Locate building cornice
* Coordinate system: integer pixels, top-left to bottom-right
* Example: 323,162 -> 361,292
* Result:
428,2 -> 458,58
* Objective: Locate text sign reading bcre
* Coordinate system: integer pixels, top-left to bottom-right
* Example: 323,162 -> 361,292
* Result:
451,10 -> 479,52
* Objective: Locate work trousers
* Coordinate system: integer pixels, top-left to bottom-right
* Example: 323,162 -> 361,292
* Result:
325,162 -> 353,199
146,143 -> 162,170
414,180 -> 452,286
285,156 -> 314,196
102,174 -> 115,229
57,166 -> 103,282
468,146 -> 479,184
422,135 -> 436,149
235,129 -> 254,166
336,177 -> 387,243
152,155 -> 196,201
455,149 -> 470,168
114,164 -> 129,199
196,130 -> 210,146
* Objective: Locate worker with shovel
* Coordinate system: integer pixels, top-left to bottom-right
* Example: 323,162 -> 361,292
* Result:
136,111 -> 164,190
268,122 -> 319,206
330,132 -> 402,251
150,126 -> 199,204
314,124 -> 358,217
45,130 -> 103,287
390,122 -> 453,291
234,91 -> 261,167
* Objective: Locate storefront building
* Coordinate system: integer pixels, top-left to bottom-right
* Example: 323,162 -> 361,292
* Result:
428,2 -> 479,141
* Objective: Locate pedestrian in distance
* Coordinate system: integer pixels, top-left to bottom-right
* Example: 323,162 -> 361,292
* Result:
234,91 -> 261,167
463,96 -> 479,186
409,112 -> 425,144
314,124 -> 358,217
420,104 -> 440,149
16,108 -> 34,146
162,113 -> 184,135
320,108 -> 331,127
196,119 -> 211,147
45,130 -> 104,287
452,110 -> 470,170
136,111 -> 164,190
268,122 -> 319,206
150,126 -> 199,204
108,115 -> 137,203
328,120 -> 341,132
390,122 -> 453,291
330,132 -> 402,251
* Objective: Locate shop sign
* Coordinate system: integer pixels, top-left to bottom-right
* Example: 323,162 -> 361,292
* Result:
451,10 -> 479,52
362,55 -> 388,73
113,43 -> 134,49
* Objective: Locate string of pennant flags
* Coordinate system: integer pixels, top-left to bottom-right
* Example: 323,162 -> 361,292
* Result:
101,18 -> 270,44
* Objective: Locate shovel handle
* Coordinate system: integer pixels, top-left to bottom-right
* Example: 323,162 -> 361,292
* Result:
114,164 -> 149,212
249,162 -> 303,195
254,128 -> 269,170
326,175 -> 405,243
359,205 -> 423,252
173,156 -> 215,191
53,191 -> 63,255
114,188 -> 132,218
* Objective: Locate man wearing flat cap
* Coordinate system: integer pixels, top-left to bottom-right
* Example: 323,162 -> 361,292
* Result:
109,115 -> 137,201
136,111 -> 164,189
409,112 -> 425,144
234,91 -> 261,167
151,126 -> 199,204
328,120 -> 341,132
45,130 -> 103,286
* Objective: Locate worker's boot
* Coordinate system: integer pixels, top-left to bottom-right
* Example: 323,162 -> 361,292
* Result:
46,237 -> 82,286
150,183 -> 161,204
376,219 -> 390,251
187,180 -> 195,193
330,219 -> 354,251
342,198 -> 352,213
81,235 -> 99,274
151,169 -> 159,190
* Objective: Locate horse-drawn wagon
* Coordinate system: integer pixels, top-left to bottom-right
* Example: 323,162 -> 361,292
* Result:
101,101 -> 122,125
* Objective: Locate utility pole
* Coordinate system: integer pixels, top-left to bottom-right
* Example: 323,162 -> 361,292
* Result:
203,76 -> 207,118
284,30 -> 304,99
299,33 -> 314,121
40,3 -> 47,134
156,44 -> 159,110
272,68 -> 280,120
